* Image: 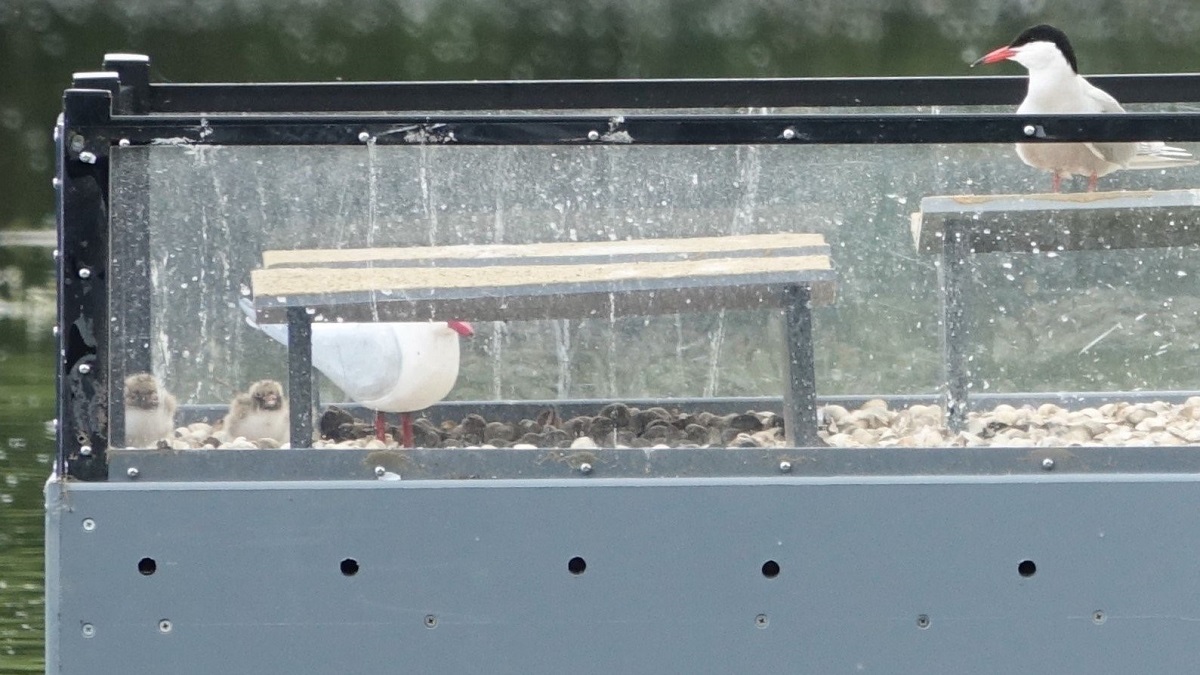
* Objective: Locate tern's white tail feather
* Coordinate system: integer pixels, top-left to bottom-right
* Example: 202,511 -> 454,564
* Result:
1128,142 -> 1198,170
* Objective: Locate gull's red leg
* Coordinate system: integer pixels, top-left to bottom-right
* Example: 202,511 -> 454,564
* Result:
401,413 -> 415,448
374,411 -> 387,442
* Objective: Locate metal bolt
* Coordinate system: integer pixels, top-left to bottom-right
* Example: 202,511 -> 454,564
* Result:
587,130 -> 600,141
78,363 -> 92,375
79,445 -> 93,457
374,466 -> 385,477
578,462 -> 593,474
1092,610 -> 1106,625
1023,125 -> 1037,137
357,131 -> 371,142
127,467 -> 139,479
81,623 -> 95,638
78,151 -> 97,164
52,177 -> 61,189
781,127 -> 796,140
158,619 -> 172,633
754,614 -> 768,628
82,518 -> 96,532
77,267 -> 92,279
1041,457 -> 1055,471
69,135 -> 85,152
118,138 -> 130,147
423,614 -> 437,628
917,614 -> 931,629
778,460 -> 792,473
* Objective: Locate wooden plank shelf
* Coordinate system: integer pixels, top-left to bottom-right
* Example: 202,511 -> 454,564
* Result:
251,233 -> 836,323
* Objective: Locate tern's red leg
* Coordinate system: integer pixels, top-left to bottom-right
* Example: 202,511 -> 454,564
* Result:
1087,173 -> 1098,192
1051,174 -> 1061,193
401,413 -> 415,448
374,411 -> 387,442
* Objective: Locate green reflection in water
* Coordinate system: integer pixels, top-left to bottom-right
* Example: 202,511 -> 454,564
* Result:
0,297 -> 54,672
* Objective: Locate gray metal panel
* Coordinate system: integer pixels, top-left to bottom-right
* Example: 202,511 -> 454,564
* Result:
104,445 -> 1200,482
47,476 -> 1200,674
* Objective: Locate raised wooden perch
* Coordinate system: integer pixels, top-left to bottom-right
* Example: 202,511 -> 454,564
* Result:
914,189 -> 1200,254
913,189 -> 1200,429
250,232 -> 837,448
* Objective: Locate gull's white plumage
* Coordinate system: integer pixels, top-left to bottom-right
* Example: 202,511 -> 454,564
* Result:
240,299 -> 465,415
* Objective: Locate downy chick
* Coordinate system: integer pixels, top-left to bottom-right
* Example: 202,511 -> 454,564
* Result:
223,379 -> 289,445
123,373 -> 177,447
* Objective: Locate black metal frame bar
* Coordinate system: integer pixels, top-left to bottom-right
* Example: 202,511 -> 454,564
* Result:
56,53 -> 1200,478
61,110 -> 1200,152
141,74 -> 1200,112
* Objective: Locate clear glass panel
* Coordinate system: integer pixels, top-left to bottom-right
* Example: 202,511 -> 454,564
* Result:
107,135 -> 1200,462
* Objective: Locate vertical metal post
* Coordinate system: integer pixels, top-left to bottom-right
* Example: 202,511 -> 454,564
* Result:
939,221 -> 972,431
59,88 -> 115,481
782,284 -> 820,446
287,307 -> 314,448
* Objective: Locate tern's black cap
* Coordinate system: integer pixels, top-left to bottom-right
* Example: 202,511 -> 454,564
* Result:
1010,24 -> 1078,73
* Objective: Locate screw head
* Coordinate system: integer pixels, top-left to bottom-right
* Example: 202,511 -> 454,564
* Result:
52,177 -> 61,189
78,363 -> 92,375
81,623 -> 95,638
82,518 -> 96,532
1023,125 -> 1037,137
578,462 -> 593,474
1092,610 -> 1106,624
587,130 -> 600,141
778,460 -> 792,473
78,150 -> 97,164
781,127 -> 796,140
423,614 -> 437,628
917,614 -> 931,629
69,135 -> 85,152
357,131 -> 371,142
158,619 -> 172,633
77,267 -> 92,279
754,614 -> 768,628
1041,457 -> 1055,470
127,467 -> 139,479
374,466 -> 385,477
118,138 -> 130,147
79,445 -> 93,456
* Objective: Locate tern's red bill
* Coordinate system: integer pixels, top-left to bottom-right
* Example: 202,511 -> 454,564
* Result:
971,46 -> 1017,67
